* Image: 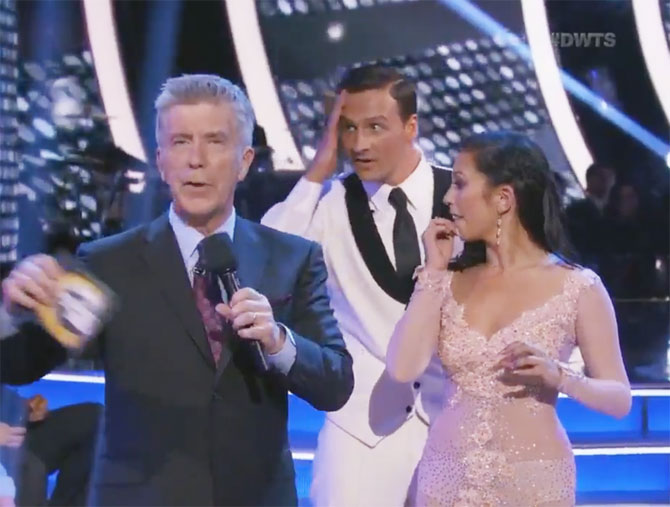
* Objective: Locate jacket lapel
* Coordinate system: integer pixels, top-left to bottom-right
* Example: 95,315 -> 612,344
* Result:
214,217 -> 270,379
343,173 -> 408,303
343,166 -> 452,305
231,218 -> 269,292
140,214 -> 216,370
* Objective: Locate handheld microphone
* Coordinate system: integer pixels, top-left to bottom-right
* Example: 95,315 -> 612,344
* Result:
198,233 -> 269,372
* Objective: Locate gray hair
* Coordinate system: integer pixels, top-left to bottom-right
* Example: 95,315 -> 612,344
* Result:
154,74 -> 255,148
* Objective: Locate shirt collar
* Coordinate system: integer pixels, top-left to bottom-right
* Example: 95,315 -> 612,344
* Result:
168,204 -> 236,266
362,155 -> 433,213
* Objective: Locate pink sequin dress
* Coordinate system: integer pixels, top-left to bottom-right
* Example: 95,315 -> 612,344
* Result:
412,267 -> 598,507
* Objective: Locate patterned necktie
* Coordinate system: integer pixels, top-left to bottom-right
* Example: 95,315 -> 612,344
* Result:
192,264 -> 227,364
388,187 -> 421,281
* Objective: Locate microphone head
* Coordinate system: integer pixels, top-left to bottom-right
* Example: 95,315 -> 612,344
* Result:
198,233 -> 237,273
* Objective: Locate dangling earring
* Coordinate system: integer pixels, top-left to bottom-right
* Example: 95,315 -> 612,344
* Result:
495,216 -> 502,246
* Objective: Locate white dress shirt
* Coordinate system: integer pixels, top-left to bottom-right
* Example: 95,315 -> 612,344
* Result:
360,157 -> 435,268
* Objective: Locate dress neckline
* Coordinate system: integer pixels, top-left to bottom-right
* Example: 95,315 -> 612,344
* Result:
448,267 -> 578,343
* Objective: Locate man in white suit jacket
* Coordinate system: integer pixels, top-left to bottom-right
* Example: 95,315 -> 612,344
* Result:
262,65 -> 454,506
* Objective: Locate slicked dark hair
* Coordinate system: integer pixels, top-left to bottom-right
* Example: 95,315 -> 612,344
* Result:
450,131 -> 577,270
336,64 -> 417,122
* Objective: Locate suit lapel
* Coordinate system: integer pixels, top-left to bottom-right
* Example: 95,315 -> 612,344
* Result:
343,173 -> 408,303
140,214 -> 216,370
343,166 -> 452,305
231,217 -> 269,291
214,217 -> 270,379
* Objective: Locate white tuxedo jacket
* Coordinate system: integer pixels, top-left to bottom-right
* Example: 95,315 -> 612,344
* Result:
262,159 -> 453,446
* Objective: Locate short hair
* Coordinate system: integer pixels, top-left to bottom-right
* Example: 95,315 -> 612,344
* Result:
585,162 -> 615,181
154,74 -> 255,148
336,64 -> 417,122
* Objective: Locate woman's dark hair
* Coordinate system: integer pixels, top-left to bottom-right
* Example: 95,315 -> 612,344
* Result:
449,131 -> 576,270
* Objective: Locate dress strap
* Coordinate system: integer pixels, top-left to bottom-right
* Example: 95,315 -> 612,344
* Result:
565,267 -> 600,296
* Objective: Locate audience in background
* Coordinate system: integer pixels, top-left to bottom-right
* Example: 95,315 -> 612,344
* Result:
565,161 -> 669,383
15,398 -> 101,506
565,162 -> 616,270
1,296 -> 101,506
0,387 -> 24,507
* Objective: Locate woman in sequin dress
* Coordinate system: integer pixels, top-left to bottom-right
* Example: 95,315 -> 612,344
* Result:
387,132 -> 631,506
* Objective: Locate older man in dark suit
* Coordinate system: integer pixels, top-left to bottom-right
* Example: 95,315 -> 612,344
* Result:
1,74 -> 353,506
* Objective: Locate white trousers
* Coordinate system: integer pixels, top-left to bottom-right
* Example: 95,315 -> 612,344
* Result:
310,416 -> 429,507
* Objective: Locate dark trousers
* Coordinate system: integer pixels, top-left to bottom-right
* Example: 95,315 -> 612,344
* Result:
16,402 -> 101,506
